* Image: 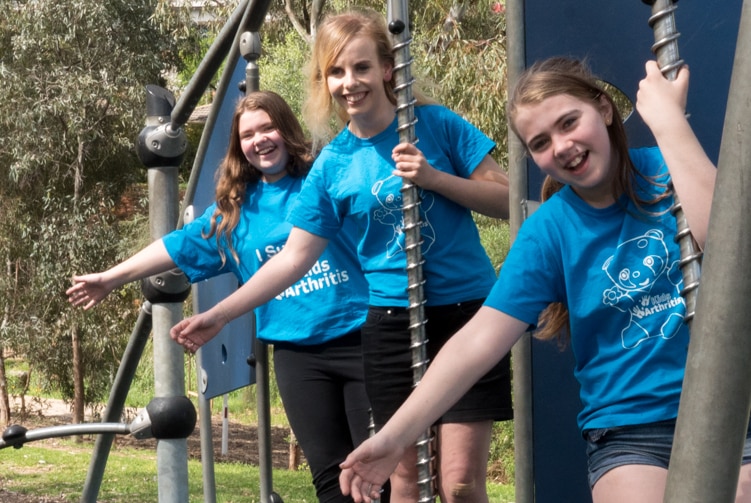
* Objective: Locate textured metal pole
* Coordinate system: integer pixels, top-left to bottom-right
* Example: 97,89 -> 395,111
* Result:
663,1 -> 751,501
387,1 -> 434,501
644,0 -> 702,323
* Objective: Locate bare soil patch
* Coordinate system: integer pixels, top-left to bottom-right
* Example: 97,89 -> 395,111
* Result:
1,398 -> 296,503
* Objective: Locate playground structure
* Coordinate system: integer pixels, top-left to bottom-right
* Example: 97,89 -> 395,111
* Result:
3,0 -> 751,502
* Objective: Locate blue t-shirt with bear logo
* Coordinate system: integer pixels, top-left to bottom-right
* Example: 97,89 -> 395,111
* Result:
485,147 -> 689,432
288,105 -> 498,307
162,174 -> 368,345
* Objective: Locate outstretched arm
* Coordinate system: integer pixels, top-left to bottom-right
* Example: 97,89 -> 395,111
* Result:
339,307 -> 527,502
636,61 -> 716,248
66,239 -> 176,310
170,227 -> 328,352
392,143 -> 510,218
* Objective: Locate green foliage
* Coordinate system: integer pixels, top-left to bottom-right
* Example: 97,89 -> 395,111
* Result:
0,0 -> 196,414
122,337 -> 157,409
11,193 -> 142,404
5,370 -> 30,399
259,35 -> 310,122
412,1 -> 510,169
489,420 -> 515,484
475,213 -> 511,272
0,0 -> 189,197
475,212 -> 514,485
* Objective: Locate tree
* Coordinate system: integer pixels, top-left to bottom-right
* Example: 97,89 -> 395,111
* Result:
0,0 -> 195,425
411,0 -> 509,168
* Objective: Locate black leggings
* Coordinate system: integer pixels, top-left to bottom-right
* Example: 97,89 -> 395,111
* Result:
273,331 -> 374,503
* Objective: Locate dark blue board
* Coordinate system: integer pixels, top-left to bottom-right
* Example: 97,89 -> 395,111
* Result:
192,57 -> 256,400
523,1 -> 741,501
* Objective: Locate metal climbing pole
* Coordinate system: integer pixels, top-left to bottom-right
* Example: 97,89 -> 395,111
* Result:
643,0 -> 703,326
387,0 -> 435,501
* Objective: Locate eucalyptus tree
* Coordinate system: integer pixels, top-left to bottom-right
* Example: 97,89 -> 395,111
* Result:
0,0 -> 196,425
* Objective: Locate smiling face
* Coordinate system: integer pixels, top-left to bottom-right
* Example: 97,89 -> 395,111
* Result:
325,35 -> 394,137
238,109 -> 289,183
515,93 -> 617,208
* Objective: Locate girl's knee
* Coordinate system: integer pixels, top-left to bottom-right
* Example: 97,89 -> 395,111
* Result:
448,480 -> 477,499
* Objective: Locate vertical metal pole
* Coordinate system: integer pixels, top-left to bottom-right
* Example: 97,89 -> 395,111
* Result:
643,0 -> 702,324
134,84 -> 191,503
239,30 -> 276,503
506,0 -> 534,499
387,2 -> 434,502
196,355 -> 218,503
662,1 -> 751,501
149,165 -> 190,503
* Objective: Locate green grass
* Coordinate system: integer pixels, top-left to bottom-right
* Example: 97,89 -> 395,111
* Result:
0,442 -> 514,502
0,442 -> 318,502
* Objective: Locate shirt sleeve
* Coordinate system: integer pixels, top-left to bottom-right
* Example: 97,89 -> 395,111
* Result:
162,204 -> 232,282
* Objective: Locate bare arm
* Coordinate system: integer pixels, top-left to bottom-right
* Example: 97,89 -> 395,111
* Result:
170,227 -> 329,351
392,143 -> 510,218
636,61 -> 716,248
339,307 -> 528,502
66,239 -> 177,310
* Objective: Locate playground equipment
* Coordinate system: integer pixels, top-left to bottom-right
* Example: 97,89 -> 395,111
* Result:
507,0 -> 746,501
1,395 -> 197,449
663,0 -> 751,500
6,0 -> 750,501
645,0 -> 702,327
79,1 -> 280,502
388,0 -> 435,501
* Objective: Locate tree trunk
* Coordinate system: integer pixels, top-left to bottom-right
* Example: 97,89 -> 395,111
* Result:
72,324 -> 85,441
284,0 -> 311,43
0,346 -> 10,426
288,429 -> 301,470
0,260 -> 12,426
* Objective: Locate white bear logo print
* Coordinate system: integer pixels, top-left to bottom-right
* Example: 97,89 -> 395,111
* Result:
601,229 -> 685,349
371,174 -> 436,258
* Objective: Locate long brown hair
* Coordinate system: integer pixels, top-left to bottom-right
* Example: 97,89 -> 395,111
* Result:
205,90 -> 312,266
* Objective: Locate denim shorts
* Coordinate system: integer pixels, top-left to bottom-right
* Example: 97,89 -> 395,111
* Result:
585,418 -> 751,488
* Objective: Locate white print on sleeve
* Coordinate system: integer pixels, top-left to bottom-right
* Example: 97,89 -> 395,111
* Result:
601,229 -> 685,349
371,174 -> 436,259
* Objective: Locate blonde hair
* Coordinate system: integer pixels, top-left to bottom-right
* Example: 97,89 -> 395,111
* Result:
206,91 -> 312,266
303,9 -> 433,143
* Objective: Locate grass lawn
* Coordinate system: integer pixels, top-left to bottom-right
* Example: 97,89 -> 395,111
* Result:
0,441 -> 515,502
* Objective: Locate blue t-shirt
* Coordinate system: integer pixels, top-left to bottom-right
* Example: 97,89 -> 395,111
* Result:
162,175 -> 368,345
288,104 -> 498,307
485,147 -> 689,432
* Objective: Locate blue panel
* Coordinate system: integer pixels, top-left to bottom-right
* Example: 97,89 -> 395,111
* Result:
193,57 -> 257,399
523,1 -> 741,501
525,0 -> 741,163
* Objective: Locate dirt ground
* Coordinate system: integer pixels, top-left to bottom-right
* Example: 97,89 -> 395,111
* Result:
1,397 -> 296,503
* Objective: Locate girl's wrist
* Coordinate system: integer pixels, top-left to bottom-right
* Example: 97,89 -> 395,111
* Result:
216,302 -> 232,325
